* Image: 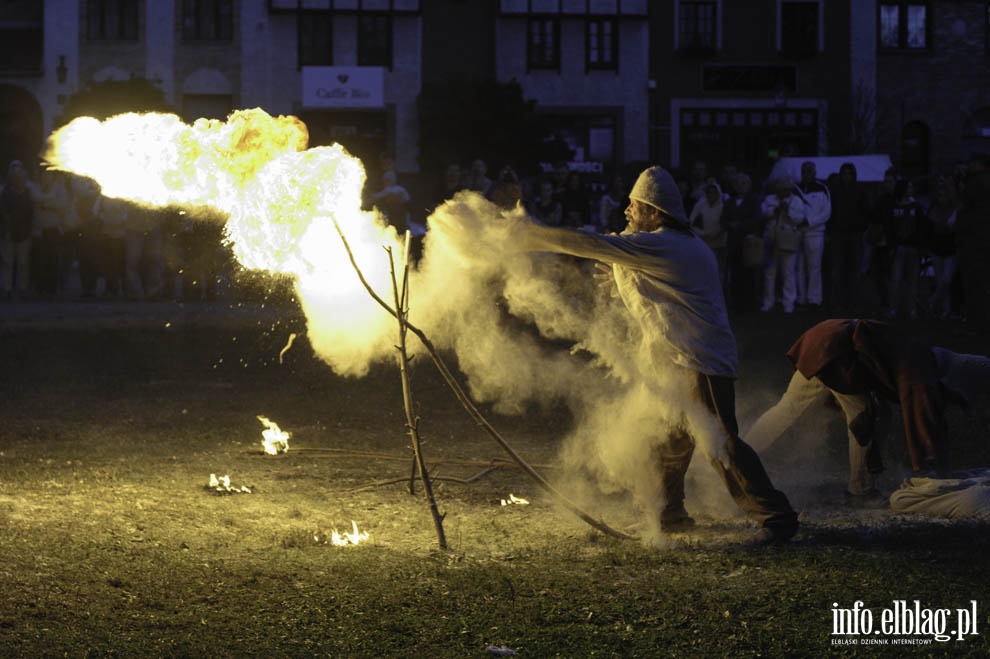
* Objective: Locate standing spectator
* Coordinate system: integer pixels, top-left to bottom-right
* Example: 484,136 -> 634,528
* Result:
925,175 -> 960,319
826,162 -> 871,312
597,171 -> 627,233
760,176 -> 805,313
429,162 -> 465,211
526,179 -> 562,227
686,160 -> 709,210
33,168 -> 71,297
559,170 -> 589,227
955,152 -> 990,329
689,178 -> 727,286
58,175 -> 83,296
722,172 -> 764,313
122,205 -> 163,300
71,176 -> 103,296
794,161 -> 831,311
0,160 -> 38,299
550,161 -> 570,204
93,193 -> 128,297
886,180 -> 927,319
488,165 -> 525,210
862,168 -> 899,314
717,164 -> 739,198
370,169 -> 411,235
464,159 -> 494,197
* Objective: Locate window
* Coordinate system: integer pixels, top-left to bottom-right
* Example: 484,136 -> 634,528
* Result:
87,0 -> 139,41
358,13 -> 391,67
0,0 -> 42,71
300,13 -> 333,66
527,17 -> 559,70
879,2 -> 929,51
780,1 -> 819,59
587,17 -> 617,70
182,0 -> 233,41
678,1 -> 717,54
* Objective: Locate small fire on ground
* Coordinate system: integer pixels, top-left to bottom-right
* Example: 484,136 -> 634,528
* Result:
500,493 -> 529,506
258,415 -> 290,455
207,473 -> 253,494
315,521 -> 370,547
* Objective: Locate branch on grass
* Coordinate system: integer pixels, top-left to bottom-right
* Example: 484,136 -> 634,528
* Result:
349,466 -> 501,493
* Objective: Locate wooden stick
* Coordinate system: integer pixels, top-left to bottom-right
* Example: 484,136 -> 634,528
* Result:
388,239 -> 448,550
332,221 -> 633,540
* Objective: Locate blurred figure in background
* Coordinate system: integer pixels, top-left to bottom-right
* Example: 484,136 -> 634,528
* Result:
794,161 -> 831,311
825,162 -> 870,313
559,170 -> 590,227
862,168 -> 899,315
429,162 -> 465,211
722,172 -> 764,313
464,158 -> 494,197
885,180 -> 927,319
370,169 -> 411,236
488,165 -> 525,210
955,152 -> 990,329
526,178 -> 562,227
597,171 -> 627,234
0,160 -> 38,299
925,175 -> 960,319
760,176 -> 805,314
33,168 -> 71,297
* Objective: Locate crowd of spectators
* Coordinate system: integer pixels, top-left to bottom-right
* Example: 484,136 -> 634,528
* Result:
403,153 -> 990,329
0,160 -> 231,302
4,150 -> 989,332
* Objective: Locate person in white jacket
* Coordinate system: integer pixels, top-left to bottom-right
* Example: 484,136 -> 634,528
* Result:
760,176 -> 806,313
794,161 -> 831,309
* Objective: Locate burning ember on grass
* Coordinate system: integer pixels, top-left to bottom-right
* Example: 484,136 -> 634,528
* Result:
208,473 -> 252,494
500,493 -> 530,506
315,521 -> 370,547
257,415 -> 290,455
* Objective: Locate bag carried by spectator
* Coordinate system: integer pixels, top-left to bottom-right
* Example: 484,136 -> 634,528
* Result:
774,223 -> 800,253
742,235 -> 765,267
864,222 -> 886,246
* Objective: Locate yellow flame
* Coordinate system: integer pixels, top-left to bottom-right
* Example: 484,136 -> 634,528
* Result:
500,493 -> 530,506
45,108 -> 402,375
257,415 -> 290,455
330,520 -> 369,546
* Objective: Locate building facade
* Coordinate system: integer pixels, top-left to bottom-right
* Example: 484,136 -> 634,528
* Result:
873,0 -> 990,180
650,0 -> 859,183
1,1 -> 988,189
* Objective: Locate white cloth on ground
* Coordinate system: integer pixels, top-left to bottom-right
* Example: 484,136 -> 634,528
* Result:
889,468 -> 990,520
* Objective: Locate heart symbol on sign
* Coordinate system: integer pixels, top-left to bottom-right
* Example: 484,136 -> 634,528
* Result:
337,74 -> 349,83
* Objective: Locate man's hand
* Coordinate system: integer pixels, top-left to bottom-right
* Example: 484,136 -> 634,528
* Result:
593,261 -> 618,297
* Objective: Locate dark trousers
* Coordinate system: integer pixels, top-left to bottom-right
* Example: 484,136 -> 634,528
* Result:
656,372 -> 798,531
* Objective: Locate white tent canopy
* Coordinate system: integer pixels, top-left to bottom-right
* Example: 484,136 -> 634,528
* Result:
769,154 -> 894,183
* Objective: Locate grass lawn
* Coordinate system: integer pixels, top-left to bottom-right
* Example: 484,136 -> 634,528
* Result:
0,300 -> 988,657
